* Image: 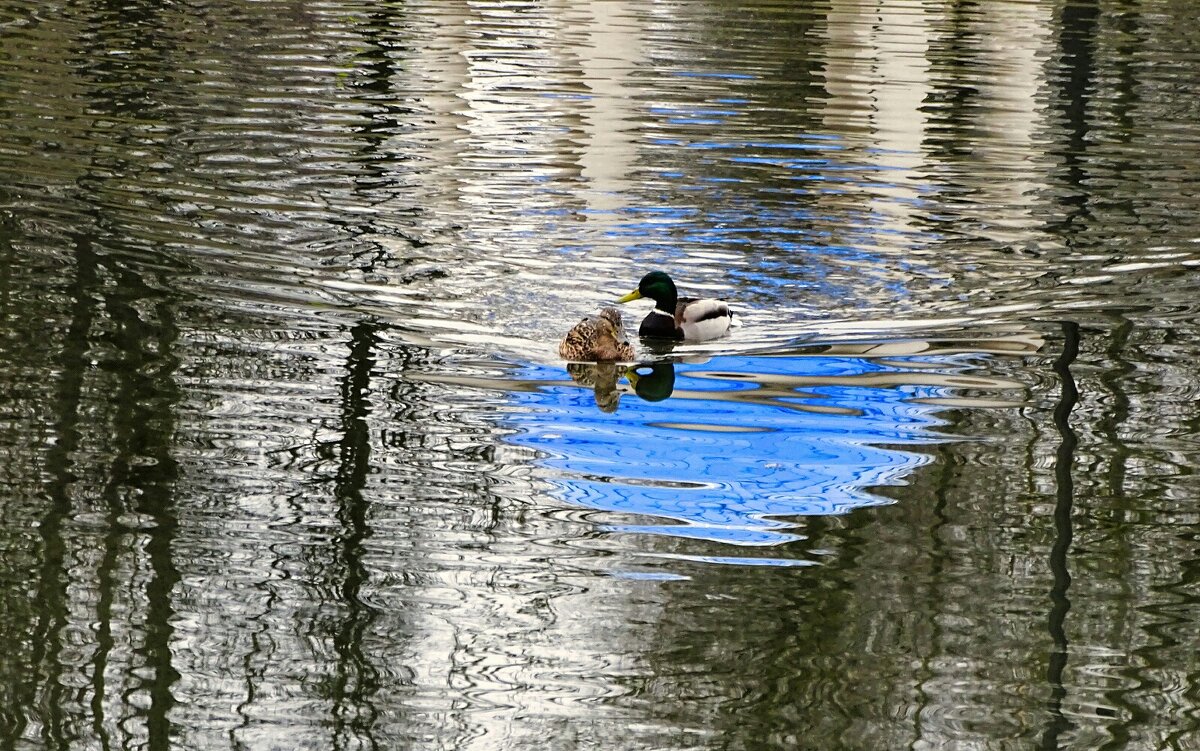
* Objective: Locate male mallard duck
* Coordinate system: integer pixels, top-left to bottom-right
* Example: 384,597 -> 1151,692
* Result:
616,271 -> 732,340
558,307 -> 635,361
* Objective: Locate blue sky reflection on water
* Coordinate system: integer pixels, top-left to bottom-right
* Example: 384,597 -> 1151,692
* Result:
503,353 -> 959,563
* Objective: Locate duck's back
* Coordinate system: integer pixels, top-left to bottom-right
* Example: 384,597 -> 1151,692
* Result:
676,298 -> 732,341
560,315 -> 635,361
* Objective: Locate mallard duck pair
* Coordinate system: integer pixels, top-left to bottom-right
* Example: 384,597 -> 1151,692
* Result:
559,272 -> 732,361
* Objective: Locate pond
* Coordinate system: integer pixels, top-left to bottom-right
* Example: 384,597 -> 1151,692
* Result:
3,0 -> 1200,748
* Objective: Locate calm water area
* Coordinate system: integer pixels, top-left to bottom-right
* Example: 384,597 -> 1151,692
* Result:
3,0 -> 1200,748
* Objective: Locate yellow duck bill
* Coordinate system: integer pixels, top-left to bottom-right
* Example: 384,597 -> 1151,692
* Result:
616,289 -> 643,303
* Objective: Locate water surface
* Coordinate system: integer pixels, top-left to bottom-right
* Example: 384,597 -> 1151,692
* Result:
3,0 -> 1200,748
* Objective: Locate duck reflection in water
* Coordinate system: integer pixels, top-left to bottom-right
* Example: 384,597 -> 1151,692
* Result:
563,361 -> 676,413
625,362 -> 675,402
565,362 -> 625,413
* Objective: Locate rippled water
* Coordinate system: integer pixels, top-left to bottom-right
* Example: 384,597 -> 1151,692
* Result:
3,0 -> 1200,748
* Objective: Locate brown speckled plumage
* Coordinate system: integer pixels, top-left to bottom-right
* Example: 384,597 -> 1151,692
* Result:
559,307 -> 635,362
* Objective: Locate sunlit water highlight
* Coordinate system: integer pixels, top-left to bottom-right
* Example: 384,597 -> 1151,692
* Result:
478,344 -> 1032,562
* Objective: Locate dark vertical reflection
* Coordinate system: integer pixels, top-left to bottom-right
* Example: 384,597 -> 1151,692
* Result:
109,268 -> 183,749
88,0 -> 182,743
1098,319 -> 1133,504
0,215 -> 18,747
0,214 -> 12,321
329,322 -> 382,750
1108,2 -> 1140,150
343,4 -> 420,274
922,0 -> 982,161
1041,1 -> 1098,738
1048,0 -> 1100,237
916,446 -> 957,741
4,230 -> 183,749
1097,317 -> 1135,751
1043,321 -> 1079,750
92,484 -> 118,751
24,236 -> 101,749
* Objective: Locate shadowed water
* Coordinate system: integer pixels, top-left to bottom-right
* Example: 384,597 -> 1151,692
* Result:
3,0 -> 1200,748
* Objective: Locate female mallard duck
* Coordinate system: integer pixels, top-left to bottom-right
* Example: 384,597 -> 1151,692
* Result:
616,271 -> 732,340
558,307 -> 635,361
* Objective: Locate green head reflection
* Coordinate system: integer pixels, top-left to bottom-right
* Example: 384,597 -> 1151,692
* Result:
626,363 -> 676,402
